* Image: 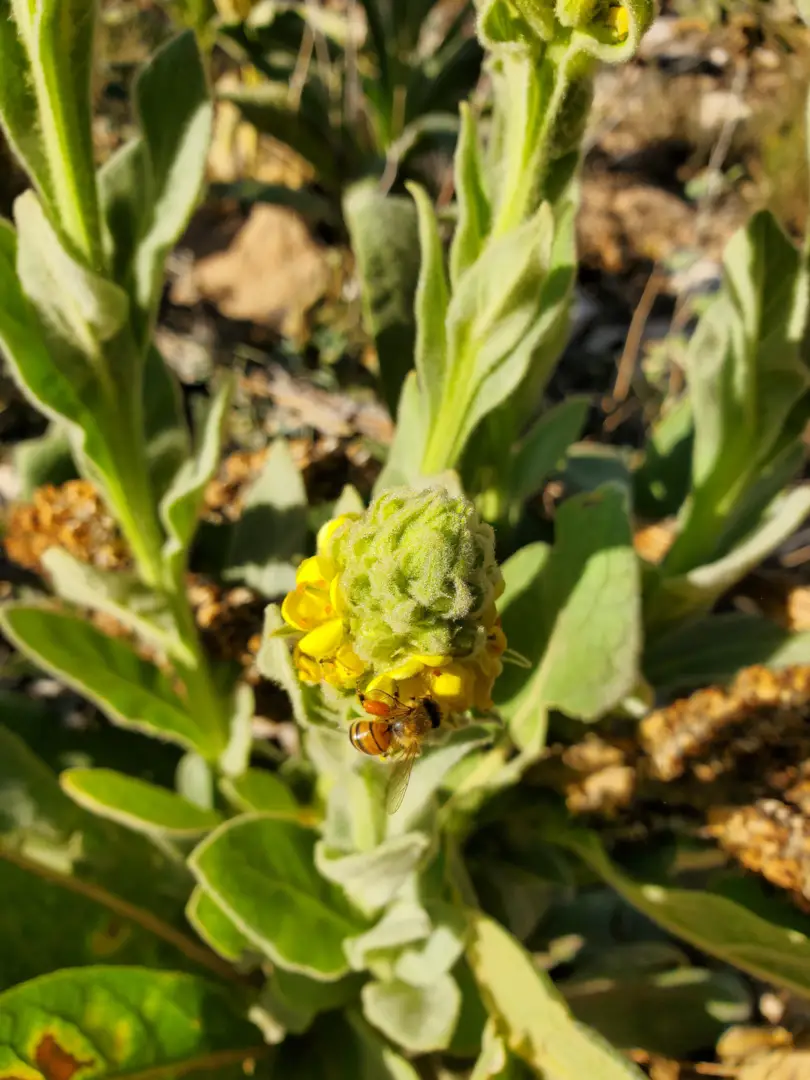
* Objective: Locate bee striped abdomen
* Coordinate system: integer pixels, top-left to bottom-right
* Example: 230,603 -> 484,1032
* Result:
349,719 -> 393,756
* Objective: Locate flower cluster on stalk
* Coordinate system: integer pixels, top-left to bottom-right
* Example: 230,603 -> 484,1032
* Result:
278,487 -> 507,717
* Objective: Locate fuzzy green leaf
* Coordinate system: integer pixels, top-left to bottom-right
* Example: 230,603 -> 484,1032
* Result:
61,768 -> 222,837
0,604 -> 206,754
0,219 -> 120,496
190,815 -> 369,980
373,372 -> 429,493
0,968 -> 261,1078
0,2 -> 52,205
160,378 -> 232,588
644,613 -> 810,693
345,900 -> 432,975
12,424 -> 76,498
315,833 -> 430,916
496,486 -> 640,744
510,395 -> 589,505
186,885 -> 253,963
650,485 -> 810,629
32,0 -> 101,262
15,191 -> 128,354
224,439 -> 307,597
133,30 -> 213,341
343,180 -> 420,415
41,548 -> 193,665
666,211 -> 810,574
550,826 -> 810,1001
450,105 -> 491,286
220,768 -> 298,815
409,182 -> 449,432
467,912 -> 645,1079
362,974 -> 462,1053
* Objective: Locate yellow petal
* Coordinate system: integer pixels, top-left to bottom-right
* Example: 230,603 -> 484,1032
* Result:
430,662 -> 476,712
335,643 -> 366,680
293,646 -> 322,684
296,556 -> 328,587
317,513 -> 357,561
384,657 -> 428,682
329,574 -> 347,616
411,653 -> 451,669
299,618 -> 345,659
281,583 -> 332,630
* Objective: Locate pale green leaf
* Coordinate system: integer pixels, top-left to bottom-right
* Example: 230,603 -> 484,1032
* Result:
0,604 -> 207,754
220,768 -> 298,815
224,439 -> 307,597
0,967 -> 261,1077
345,900 -> 432,974
41,548 -> 193,666
374,372 -> 428,493
394,904 -> 467,988
652,485 -> 810,628
0,2 -> 52,204
315,833 -> 430,916
333,483 -> 366,518
133,30 -> 213,342
343,180 -> 420,414
0,218 -> 119,496
510,396 -> 589,505
450,104 -> 491,287
175,752 -> 215,810
496,487 -> 640,745
218,684 -> 255,779
190,814 -> 369,980
160,378 -> 232,588
15,191 -> 128,354
408,182 -> 449,430
61,768 -> 222,837
362,974 -> 462,1053
257,968 -> 365,1037
467,913 -> 645,1079
186,885 -> 253,963
550,826 -> 810,1000
667,211 -> 810,573
644,613 -> 810,693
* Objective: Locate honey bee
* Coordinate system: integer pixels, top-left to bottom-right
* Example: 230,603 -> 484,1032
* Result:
350,690 -> 441,814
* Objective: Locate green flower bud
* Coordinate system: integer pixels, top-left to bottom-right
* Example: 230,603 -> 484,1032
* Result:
335,487 -> 503,670
555,0 -> 598,26
476,0 -> 555,49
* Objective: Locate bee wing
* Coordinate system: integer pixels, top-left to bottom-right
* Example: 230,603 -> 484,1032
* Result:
385,743 -> 419,815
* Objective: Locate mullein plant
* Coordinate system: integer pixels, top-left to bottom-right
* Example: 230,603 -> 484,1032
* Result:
379,0 -> 655,524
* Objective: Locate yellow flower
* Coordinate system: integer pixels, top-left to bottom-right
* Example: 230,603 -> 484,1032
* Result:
365,617 -> 507,717
605,1 -> 628,41
280,514 -> 364,689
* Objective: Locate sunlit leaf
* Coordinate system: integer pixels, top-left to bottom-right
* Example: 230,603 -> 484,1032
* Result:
343,180 -> 419,415
0,605 -> 207,754
190,815 -> 369,980
467,912 -> 645,1079
0,967 -> 262,1078
186,886 -> 253,964
362,974 -> 462,1053
550,826 -> 810,1000
224,439 -> 307,597
61,768 -> 222,837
